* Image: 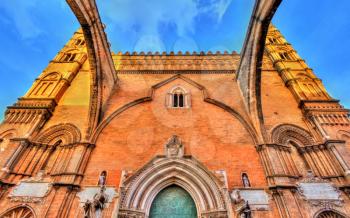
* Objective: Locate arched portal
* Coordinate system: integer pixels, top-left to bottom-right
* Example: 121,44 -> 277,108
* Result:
118,155 -> 229,217
150,185 -> 197,218
315,210 -> 346,218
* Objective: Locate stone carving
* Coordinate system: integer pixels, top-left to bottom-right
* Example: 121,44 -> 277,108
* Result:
297,171 -> 343,207
231,189 -> 269,210
271,124 -> 315,146
230,189 -> 244,204
119,154 -> 228,217
32,123 -> 81,145
165,135 -> 184,158
83,200 -> 93,218
77,186 -> 117,206
79,186 -> 117,218
240,201 -> 252,218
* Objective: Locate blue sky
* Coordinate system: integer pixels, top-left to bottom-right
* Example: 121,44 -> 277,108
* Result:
0,0 -> 349,121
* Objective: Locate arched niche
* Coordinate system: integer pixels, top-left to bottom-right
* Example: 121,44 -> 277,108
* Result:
0,129 -> 17,152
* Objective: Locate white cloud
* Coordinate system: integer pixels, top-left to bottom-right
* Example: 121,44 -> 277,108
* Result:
0,0 -> 43,40
98,0 -> 232,51
98,0 -> 232,38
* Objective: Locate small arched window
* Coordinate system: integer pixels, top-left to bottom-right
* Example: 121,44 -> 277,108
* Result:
61,53 -> 77,62
268,37 -> 278,44
279,52 -> 292,60
241,173 -> 251,188
75,39 -> 85,46
167,86 -> 190,108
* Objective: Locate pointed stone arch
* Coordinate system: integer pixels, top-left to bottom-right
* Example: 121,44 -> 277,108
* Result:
0,205 -> 36,218
91,74 -> 258,144
32,123 -> 81,145
314,209 -> 348,218
118,156 -> 229,217
271,124 -> 315,146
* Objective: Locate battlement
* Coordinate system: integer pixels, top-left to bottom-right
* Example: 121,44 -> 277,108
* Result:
111,51 -> 240,73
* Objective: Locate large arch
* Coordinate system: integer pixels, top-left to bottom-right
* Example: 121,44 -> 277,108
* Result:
118,156 -> 229,217
65,0 -> 282,142
91,74 -> 258,144
236,0 -> 282,144
314,209 -> 348,218
66,0 -> 118,140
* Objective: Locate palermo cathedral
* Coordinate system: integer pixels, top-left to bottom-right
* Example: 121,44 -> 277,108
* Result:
0,1 -> 349,218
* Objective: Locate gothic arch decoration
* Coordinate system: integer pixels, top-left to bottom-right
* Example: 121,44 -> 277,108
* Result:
0,205 -> 35,218
271,124 -> 315,146
118,155 -> 229,217
337,130 -> 350,141
27,72 -> 62,98
166,85 -> 191,108
32,123 -> 81,145
314,209 -> 348,218
0,129 -> 17,152
91,74 -> 258,144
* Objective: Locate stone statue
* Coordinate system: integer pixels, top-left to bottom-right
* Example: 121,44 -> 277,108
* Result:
83,200 -> 93,218
240,201 -> 252,218
242,173 -> 251,188
98,171 -> 106,186
93,186 -> 108,218
230,189 -> 244,204
165,135 -> 183,158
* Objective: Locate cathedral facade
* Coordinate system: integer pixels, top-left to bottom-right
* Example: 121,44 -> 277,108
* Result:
0,1 -> 350,218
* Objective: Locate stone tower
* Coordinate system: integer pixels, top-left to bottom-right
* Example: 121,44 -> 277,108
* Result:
0,20 -> 349,218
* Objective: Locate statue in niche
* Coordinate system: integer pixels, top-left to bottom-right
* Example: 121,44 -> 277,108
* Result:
242,173 -> 251,188
240,201 -> 252,218
97,171 -> 107,186
165,135 -> 184,158
93,186 -> 108,218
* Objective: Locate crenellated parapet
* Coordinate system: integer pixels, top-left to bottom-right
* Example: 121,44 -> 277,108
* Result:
112,51 -> 239,73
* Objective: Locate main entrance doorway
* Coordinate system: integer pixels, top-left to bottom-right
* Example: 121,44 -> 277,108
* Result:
149,185 -> 197,218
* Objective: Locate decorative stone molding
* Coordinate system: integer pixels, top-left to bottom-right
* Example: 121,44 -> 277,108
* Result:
32,123 -> 81,145
77,186 -> 118,207
271,124 -> 315,146
118,136 -> 229,217
0,205 -> 35,218
164,135 -> 184,158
